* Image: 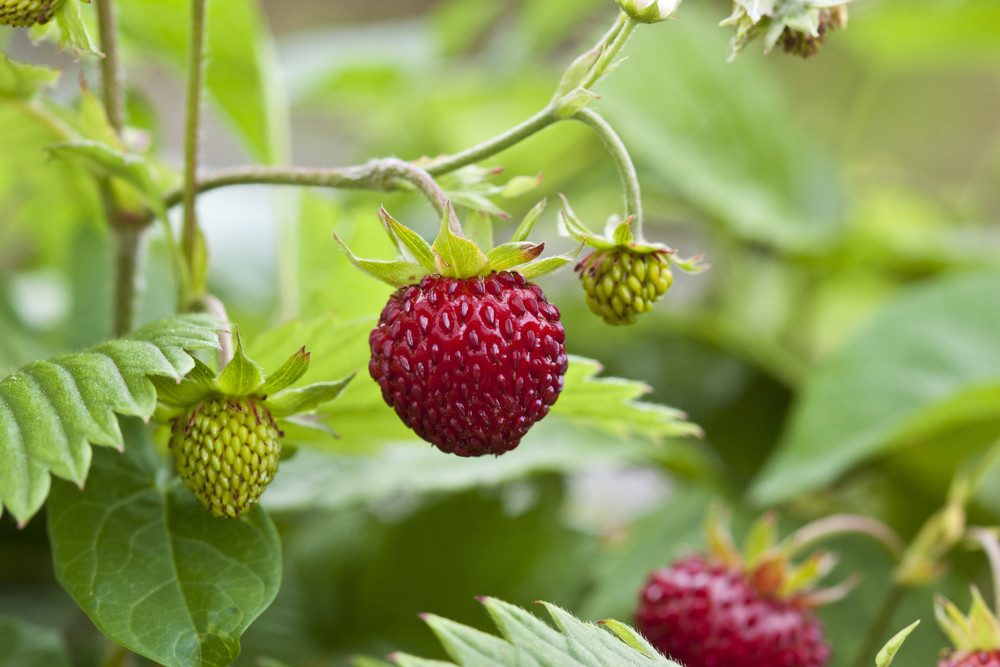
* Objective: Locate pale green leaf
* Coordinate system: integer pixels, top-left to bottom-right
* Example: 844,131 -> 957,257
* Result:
379,206 -> 436,271
215,329 -> 266,397
0,315 -> 221,524
397,598 -> 679,666
599,619 -> 669,661
264,375 -> 355,418
260,347 -> 310,395
462,209 -> 494,255
334,233 -> 431,287
486,242 -> 544,272
0,56 -> 60,99
432,208 -> 491,278
751,269 -> 1000,505
875,621 -> 920,667
511,199 -> 547,243
516,247 -> 581,280
48,419 -> 281,667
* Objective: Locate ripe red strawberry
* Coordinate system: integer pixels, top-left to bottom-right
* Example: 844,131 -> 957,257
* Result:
369,271 -> 567,456
635,554 -> 831,667
939,650 -> 1000,667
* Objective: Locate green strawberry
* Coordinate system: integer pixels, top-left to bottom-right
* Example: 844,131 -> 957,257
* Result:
0,0 -> 63,27
171,396 -> 282,519
577,248 -> 673,325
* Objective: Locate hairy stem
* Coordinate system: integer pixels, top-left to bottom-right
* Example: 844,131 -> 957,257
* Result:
573,107 -> 643,232
95,0 -> 125,134
585,13 -> 636,89
423,106 -> 560,177
111,221 -> 144,336
181,0 -> 209,303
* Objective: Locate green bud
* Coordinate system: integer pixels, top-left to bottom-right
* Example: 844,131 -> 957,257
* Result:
615,0 -> 681,24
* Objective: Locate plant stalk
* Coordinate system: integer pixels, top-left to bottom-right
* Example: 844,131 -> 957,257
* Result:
111,218 -> 144,336
95,0 -> 125,135
572,107 -> 643,233
180,0 -> 210,304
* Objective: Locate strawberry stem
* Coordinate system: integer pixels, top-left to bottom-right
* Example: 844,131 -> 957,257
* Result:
573,108 -> 644,235
783,514 -> 905,561
968,527 -> 1000,615
181,0 -> 209,308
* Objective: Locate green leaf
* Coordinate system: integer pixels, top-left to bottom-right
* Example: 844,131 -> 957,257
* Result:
334,233 -> 431,287
379,206 -> 436,271
215,328 -> 266,397
0,56 -> 60,99
0,314 -> 222,525
399,597 -> 679,666
875,620 -> 920,667
0,617 -> 71,667
261,347 -> 310,395
511,199 -> 547,243
151,356 -> 217,408
486,242 -> 545,272
48,418 -> 281,667
29,0 -> 100,54
45,139 -> 168,222
117,0 -> 287,163
264,375 -> 355,418
500,174 -> 543,199
598,619 -> 668,661
552,356 -> 702,441
751,269 -> 1000,505
432,208 -> 491,278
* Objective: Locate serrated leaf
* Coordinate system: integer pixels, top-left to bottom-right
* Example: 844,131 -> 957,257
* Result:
876,620 -> 920,667
0,56 -> 60,99
751,269 -> 1000,505
511,199 -> 547,243
392,656 -> 457,667
399,598 -> 679,666
264,375 -> 355,418
422,614 -> 531,666
334,233 -> 431,287
151,356 -> 216,408
552,356 -> 702,441
432,207 -> 491,278
0,315 -> 221,525
379,206 -> 435,271
486,242 -> 545,272
47,418 -> 281,667
215,329 -> 266,397
261,347 -> 310,395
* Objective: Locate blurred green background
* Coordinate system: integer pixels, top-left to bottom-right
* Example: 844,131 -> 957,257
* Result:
1,0 -> 999,665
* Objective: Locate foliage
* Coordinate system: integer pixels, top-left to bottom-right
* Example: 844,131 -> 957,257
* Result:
1,0 -> 999,666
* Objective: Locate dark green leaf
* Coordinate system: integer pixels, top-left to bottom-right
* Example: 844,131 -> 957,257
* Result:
751,269 -> 1000,505
0,315 -> 222,524
47,419 -> 282,667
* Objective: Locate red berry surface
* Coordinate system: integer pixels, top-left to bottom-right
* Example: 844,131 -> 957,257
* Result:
939,651 -> 1000,667
635,555 -> 831,667
369,271 -> 568,456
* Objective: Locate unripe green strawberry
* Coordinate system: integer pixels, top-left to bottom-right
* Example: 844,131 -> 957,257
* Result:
0,0 -> 63,27
171,396 -> 282,519
576,248 -> 673,325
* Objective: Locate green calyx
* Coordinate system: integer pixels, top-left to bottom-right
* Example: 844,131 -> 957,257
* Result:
704,504 -> 858,607
721,0 -> 850,61
559,194 -> 706,325
0,0 -> 65,27
334,200 -> 580,286
936,588 -> 1000,653
153,326 -> 354,517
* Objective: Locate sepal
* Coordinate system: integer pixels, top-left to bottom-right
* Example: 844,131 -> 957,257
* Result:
935,588 -> 1000,652
432,205 -> 492,278
264,374 -> 356,418
333,232 -> 432,287
261,347 -> 310,395
616,0 -> 682,24
214,328 -> 266,397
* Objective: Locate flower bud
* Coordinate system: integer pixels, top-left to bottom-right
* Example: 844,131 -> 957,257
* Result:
615,0 -> 681,24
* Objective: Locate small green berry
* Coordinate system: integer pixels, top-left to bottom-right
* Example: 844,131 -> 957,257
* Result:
575,248 -> 673,325
171,396 -> 282,518
0,0 -> 64,27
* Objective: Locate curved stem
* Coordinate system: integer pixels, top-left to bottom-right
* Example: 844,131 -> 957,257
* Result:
423,106 -> 560,177
968,527 -> 1000,611
181,0 -> 209,304
784,514 -> 905,561
95,0 -> 125,134
572,107 -> 643,233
